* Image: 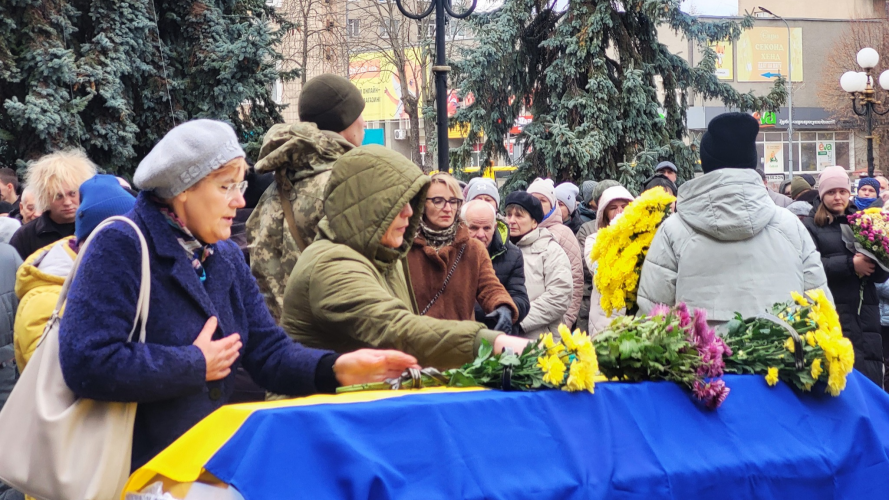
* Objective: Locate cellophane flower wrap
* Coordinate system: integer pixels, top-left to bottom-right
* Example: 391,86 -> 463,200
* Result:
723,290 -> 855,396
591,188 -> 675,315
593,304 -> 730,409
338,326 -> 600,394
846,208 -> 889,269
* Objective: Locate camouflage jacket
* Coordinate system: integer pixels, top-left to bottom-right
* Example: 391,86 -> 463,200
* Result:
246,122 -> 354,322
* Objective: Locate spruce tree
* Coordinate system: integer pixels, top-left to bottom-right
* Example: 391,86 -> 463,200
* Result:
451,0 -> 788,192
0,0 -> 293,176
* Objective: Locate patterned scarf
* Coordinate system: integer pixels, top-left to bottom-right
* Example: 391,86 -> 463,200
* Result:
153,197 -> 215,282
419,219 -> 459,251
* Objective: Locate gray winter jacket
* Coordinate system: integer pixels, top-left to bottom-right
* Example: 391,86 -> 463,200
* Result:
515,228 -> 573,339
876,281 -> 889,327
637,169 -> 830,323
768,188 -> 793,208
0,243 -> 22,412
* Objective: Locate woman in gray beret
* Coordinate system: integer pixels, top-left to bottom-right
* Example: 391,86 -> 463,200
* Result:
57,119 -> 417,472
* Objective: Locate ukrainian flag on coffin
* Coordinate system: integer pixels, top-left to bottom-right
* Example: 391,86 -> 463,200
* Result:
124,373 -> 889,500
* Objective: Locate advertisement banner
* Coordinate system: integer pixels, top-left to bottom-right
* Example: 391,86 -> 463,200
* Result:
736,27 -> 803,82
764,143 -> 784,174
816,141 -> 835,169
349,51 -> 424,122
710,41 -> 733,80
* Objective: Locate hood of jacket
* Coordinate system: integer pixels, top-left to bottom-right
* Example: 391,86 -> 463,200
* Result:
488,219 -> 510,259
253,122 -> 355,182
318,145 -> 430,271
515,227 -> 553,251
676,169 -> 776,242
15,237 -> 76,300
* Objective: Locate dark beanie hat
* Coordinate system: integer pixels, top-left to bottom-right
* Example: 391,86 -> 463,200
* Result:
505,191 -> 545,223
859,177 -> 881,196
642,174 -> 677,196
298,74 -> 366,132
699,112 -> 759,174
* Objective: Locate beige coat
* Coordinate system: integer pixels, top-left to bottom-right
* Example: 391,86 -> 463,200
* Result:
515,228 -> 573,339
539,213 -> 583,325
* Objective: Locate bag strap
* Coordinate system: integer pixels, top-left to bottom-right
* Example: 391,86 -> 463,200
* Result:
50,216 -> 151,344
419,243 -> 467,316
275,171 -> 309,252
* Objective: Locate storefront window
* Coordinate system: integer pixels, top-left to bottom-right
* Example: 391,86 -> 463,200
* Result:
756,131 -> 854,174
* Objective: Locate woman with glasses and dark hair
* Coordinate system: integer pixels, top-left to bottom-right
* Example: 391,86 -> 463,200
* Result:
407,173 -> 518,331
57,121 -> 417,472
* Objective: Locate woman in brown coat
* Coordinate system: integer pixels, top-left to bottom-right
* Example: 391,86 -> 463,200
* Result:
408,173 -> 518,333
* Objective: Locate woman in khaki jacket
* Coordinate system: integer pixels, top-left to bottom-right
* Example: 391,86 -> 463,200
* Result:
281,146 -> 528,369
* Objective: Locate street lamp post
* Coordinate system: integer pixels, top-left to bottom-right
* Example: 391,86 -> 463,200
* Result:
757,6 -> 793,180
394,0 -> 477,172
839,48 -> 889,177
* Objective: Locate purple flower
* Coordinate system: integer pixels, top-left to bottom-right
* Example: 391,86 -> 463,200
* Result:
650,303 -> 671,319
675,303 -> 691,328
692,379 -> 731,409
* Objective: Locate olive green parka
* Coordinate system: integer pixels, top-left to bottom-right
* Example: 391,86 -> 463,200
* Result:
281,145 -> 500,369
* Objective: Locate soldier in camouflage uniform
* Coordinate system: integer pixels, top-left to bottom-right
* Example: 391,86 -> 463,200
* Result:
247,74 -> 366,321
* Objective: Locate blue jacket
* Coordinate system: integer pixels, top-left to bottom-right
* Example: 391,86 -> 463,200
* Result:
59,194 -> 333,470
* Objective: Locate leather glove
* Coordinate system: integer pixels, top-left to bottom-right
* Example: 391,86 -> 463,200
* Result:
486,305 -> 514,333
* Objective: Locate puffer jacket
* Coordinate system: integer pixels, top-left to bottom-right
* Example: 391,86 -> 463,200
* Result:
538,211 -> 582,326
574,219 -> 598,333
13,237 -> 76,371
515,228 -> 573,339
804,203 -> 888,387
281,146 -> 501,369
0,243 -> 21,413
876,280 -> 889,327
583,233 -> 623,335
638,169 -> 830,323
474,221 -> 530,333
247,122 -> 354,322
768,188 -> 793,208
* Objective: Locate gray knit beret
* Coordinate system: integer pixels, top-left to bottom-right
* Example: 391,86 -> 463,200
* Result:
134,119 -> 246,198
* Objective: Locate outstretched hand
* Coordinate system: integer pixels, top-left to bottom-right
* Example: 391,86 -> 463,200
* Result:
334,349 -> 419,386
486,305 -> 514,333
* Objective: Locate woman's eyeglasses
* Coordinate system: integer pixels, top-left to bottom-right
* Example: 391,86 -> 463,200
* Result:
426,197 -> 463,209
222,181 -> 248,199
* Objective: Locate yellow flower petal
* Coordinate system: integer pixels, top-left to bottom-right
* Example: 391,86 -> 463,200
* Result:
765,367 -> 779,387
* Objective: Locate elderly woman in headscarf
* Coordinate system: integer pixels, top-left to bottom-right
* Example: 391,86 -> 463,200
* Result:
57,120 -> 417,472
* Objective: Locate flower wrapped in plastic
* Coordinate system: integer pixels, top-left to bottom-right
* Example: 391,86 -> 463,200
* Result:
593,304 -> 730,409
844,207 -> 889,272
723,289 -> 855,396
591,187 -> 675,315
338,326 -> 600,394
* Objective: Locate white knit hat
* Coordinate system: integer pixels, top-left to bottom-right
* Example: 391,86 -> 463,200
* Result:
526,178 -> 556,209
135,119 -> 246,198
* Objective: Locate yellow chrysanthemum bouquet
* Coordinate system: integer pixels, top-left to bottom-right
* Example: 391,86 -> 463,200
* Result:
591,187 -> 675,315
723,289 -> 855,396
338,326 -> 599,394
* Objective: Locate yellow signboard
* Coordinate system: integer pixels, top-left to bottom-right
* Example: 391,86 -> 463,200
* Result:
736,27 -> 803,82
349,51 -> 425,122
710,41 -> 733,80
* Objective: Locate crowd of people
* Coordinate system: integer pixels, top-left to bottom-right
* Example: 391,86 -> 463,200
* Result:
0,74 -> 888,496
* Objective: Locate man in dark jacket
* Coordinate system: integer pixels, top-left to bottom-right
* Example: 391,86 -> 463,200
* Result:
0,168 -> 19,221
462,200 -> 530,335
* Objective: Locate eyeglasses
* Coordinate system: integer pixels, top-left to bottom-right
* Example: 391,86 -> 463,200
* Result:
222,180 -> 248,199
426,197 -> 463,209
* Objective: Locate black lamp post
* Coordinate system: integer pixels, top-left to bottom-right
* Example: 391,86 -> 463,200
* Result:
840,48 -> 889,177
394,0 -> 476,171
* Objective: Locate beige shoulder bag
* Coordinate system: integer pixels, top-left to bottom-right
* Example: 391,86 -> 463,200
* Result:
0,216 -> 150,500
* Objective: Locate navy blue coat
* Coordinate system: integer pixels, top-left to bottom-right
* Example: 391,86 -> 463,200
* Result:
59,194 -> 333,470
